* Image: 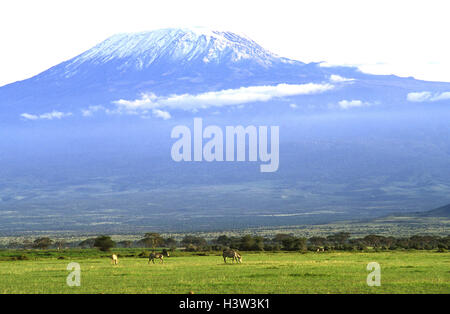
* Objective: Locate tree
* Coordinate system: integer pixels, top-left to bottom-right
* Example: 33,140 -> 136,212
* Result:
140,233 -> 164,249
119,240 -> 133,248
165,238 -> 177,250
93,236 -> 116,252
181,236 -> 207,250
327,232 -> 351,245
54,240 -> 66,250
281,236 -> 296,250
363,235 -> 383,248
22,239 -> 33,249
7,241 -> 21,249
239,235 -> 255,250
294,237 -> 308,251
79,238 -> 96,249
280,236 -> 307,251
215,235 -> 231,247
33,237 -> 53,249
274,234 -> 292,245
239,235 -> 265,251
309,237 -> 327,246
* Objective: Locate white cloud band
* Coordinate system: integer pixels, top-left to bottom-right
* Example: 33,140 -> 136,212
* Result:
338,99 -> 369,109
407,91 -> 450,102
330,74 -> 355,82
113,83 -> 334,113
20,111 -> 72,120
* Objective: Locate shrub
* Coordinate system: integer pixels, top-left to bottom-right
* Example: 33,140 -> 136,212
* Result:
184,244 -> 198,252
138,251 -> 149,258
12,255 -> 29,261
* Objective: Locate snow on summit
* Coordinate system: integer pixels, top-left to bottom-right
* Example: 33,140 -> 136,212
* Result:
68,28 -> 287,69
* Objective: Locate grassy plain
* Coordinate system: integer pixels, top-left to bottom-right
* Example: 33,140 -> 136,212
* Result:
0,249 -> 448,294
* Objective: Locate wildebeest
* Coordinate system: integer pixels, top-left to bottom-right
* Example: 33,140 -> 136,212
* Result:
111,254 -> 119,265
222,249 -> 242,263
148,251 -> 169,264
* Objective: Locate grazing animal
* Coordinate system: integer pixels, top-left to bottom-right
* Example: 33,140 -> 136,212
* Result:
223,249 -> 242,263
111,254 -> 119,265
148,251 -> 169,264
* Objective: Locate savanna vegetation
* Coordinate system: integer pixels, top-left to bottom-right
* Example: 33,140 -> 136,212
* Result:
1,232 -> 448,294
2,232 -> 449,252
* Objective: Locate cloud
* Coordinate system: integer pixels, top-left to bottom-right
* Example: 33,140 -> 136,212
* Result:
406,91 -> 432,102
338,99 -> 369,109
81,105 -> 106,117
81,104 -> 171,119
432,92 -> 450,101
20,111 -> 72,120
329,74 -> 355,82
407,91 -> 450,102
152,109 -> 171,120
20,113 -> 39,120
318,62 -> 336,68
289,103 -> 298,109
113,83 -> 334,113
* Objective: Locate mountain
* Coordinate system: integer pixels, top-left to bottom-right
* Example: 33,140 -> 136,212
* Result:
0,28 -> 450,234
418,204 -> 450,217
0,28 -> 313,119
2,27 -> 450,121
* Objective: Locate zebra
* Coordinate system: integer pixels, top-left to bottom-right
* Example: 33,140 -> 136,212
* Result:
223,249 -> 242,263
148,251 -> 169,264
111,254 -> 119,265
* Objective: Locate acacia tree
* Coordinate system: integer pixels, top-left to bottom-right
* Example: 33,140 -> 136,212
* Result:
22,239 -> 33,249
93,236 -> 116,252
165,237 -> 177,250
327,232 -> 351,245
140,233 -> 164,249
181,235 -> 207,248
79,238 -> 96,249
215,235 -> 231,247
119,240 -> 133,248
54,240 -> 66,251
33,237 -> 53,249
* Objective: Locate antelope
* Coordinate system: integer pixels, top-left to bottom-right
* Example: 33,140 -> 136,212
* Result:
223,249 -> 242,263
148,251 -> 169,264
111,254 -> 119,265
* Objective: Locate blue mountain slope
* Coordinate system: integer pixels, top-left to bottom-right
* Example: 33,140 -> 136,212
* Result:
417,204 -> 450,217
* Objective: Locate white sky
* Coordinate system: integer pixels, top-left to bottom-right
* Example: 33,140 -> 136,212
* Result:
1,0 -> 450,86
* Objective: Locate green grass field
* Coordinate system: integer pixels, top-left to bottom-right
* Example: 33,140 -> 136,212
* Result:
0,250 -> 448,294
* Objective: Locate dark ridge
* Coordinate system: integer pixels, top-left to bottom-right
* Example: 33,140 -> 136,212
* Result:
417,204 -> 450,217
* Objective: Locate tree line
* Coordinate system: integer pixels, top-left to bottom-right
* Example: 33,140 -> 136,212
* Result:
4,232 -> 450,252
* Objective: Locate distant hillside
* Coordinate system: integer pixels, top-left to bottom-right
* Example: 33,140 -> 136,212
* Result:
418,204 -> 450,217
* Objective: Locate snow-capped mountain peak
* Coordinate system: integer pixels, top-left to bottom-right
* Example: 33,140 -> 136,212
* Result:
6,26 -> 449,124
68,28 -> 285,70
